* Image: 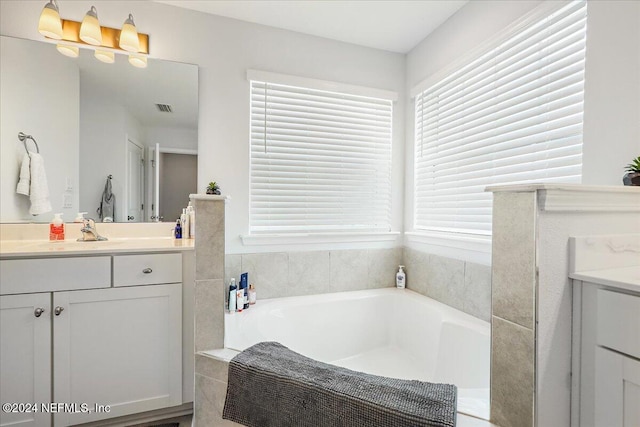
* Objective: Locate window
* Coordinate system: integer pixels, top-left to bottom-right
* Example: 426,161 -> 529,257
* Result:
249,72 -> 394,235
413,1 -> 587,235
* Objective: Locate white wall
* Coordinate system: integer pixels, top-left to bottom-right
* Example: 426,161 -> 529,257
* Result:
0,36 -> 79,222
404,0 -> 640,263
0,1 -> 405,254
582,0 -> 640,185
146,126 -> 197,152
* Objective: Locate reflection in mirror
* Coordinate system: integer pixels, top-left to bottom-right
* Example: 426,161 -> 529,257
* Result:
0,35 -> 198,224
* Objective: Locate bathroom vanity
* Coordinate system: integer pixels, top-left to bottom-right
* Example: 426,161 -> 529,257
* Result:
570,235 -> 640,427
0,224 -> 195,427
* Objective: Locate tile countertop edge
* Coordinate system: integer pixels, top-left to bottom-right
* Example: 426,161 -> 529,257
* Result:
0,237 -> 194,258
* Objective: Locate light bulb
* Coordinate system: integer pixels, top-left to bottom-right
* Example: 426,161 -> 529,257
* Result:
119,14 -> 140,53
80,6 -> 102,46
38,0 -> 63,39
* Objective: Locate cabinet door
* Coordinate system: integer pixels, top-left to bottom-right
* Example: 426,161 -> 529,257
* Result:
0,293 -> 51,427
595,347 -> 640,427
53,284 -> 182,426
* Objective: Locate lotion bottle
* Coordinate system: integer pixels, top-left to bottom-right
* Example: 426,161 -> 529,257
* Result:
396,265 -> 406,289
181,208 -> 190,239
49,213 -> 65,241
187,203 -> 195,238
248,284 -> 257,305
236,288 -> 244,312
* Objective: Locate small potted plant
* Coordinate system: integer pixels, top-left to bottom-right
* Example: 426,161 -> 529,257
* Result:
623,156 -> 640,186
206,181 -> 221,195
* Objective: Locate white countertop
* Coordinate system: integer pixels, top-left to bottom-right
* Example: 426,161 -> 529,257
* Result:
0,237 -> 194,258
570,266 -> 640,293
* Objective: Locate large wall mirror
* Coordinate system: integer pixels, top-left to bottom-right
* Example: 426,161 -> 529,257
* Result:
0,36 -> 198,224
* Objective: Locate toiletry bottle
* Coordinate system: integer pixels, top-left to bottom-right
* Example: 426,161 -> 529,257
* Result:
188,203 -> 195,238
228,278 -> 237,313
396,265 -> 406,289
241,272 -> 249,309
74,212 -> 88,223
175,219 -> 182,239
248,284 -> 257,305
49,213 -> 65,241
181,208 -> 190,239
236,287 -> 244,312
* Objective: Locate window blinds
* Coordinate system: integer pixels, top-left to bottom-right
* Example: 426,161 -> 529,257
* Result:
250,80 -> 393,234
414,0 -> 587,235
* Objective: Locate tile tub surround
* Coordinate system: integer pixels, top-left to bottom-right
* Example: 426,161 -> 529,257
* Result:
488,184 -> 640,427
402,247 -> 491,322
225,247 -> 402,299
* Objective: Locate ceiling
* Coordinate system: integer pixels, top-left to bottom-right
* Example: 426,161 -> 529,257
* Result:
154,0 -> 468,53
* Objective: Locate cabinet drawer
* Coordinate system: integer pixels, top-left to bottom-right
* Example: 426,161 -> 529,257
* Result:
597,289 -> 640,358
0,257 -> 111,295
113,253 -> 182,286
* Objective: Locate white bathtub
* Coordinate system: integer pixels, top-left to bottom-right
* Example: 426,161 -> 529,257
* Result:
224,288 -> 490,420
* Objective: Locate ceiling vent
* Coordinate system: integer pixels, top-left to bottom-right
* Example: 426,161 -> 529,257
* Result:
155,103 -> 173,113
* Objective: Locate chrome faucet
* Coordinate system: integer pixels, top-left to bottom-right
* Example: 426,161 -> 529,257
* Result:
77,218 -> 108,241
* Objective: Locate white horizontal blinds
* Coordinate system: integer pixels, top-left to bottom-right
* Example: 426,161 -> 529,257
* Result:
250,80 -> 393,234
415,0 -> 586,235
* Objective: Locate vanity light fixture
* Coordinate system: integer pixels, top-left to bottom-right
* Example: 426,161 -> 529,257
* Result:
38,0 -> 63,39
119,14 -> 140,53
79,6 -> 102,45
37,1 -> 149,68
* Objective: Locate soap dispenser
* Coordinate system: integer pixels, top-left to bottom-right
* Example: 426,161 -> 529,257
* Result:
396,265 -> 406,289
74,212 -> 88,223
49,213 -> 65,241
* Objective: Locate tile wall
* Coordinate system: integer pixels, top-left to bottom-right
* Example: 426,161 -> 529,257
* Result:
225,246 -> 490,322
403,247 -> 492,321
225,248 -> 402,300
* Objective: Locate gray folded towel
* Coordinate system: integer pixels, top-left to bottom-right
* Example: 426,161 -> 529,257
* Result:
222,341 -> 457,427
97,177 -> 115,222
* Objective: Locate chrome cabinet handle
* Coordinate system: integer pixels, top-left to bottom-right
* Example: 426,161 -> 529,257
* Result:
54,306 -> 64,316
142,268 -> 153,274
34,307 -> 45,317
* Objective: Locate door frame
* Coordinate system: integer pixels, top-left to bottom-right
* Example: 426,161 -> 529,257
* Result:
125,135 -> 145,223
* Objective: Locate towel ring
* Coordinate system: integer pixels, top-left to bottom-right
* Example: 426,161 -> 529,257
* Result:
18,132 -> 40,155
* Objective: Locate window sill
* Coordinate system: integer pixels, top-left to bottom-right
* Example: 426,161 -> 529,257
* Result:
405,230 -> 492,253
241,231 -> 401,246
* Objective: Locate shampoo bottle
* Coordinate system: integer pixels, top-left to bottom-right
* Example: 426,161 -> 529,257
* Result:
49,213 -> 65,241
228,278 -> 237,313
396,265 -> 406,289
175,219 -> 182,239
240,273 -> 249,309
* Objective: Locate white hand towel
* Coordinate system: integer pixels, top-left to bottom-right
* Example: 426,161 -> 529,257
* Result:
27,152 -> 52,216
16,153 -> 31,196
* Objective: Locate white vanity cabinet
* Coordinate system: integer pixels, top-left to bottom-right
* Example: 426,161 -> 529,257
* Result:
0,293 -> 51,427
0,252 -> 189,427
572,283 -> 640,427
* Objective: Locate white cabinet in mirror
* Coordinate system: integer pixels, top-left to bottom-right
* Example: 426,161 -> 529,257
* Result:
0,36 -> 198,224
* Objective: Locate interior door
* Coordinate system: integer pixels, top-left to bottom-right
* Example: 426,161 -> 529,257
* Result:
126,139 -> 144,222
154,143 -> 161,221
